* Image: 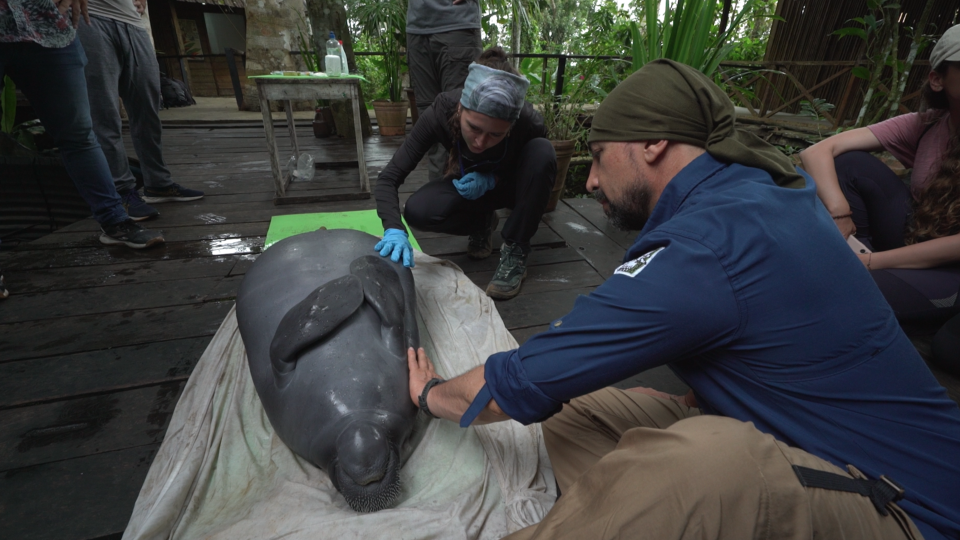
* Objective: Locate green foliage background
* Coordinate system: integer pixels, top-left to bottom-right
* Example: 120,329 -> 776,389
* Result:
342,0 -> 778,110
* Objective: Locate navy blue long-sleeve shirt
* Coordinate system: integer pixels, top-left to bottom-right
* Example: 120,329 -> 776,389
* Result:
464,153 -> 960,540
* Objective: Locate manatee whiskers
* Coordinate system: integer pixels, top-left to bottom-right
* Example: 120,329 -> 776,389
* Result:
335,449 -> 403,513
342,476 -> 403,513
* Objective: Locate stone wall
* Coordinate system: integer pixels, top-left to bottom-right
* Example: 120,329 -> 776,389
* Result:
242,0 -> 307,111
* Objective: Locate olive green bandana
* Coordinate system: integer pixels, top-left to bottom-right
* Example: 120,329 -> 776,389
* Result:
589,59 -> 805,188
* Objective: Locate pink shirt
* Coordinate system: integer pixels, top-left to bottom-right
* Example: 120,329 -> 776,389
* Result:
867,110 -> 952,199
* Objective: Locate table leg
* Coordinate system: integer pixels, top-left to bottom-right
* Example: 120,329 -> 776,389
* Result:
285,100 -> 300,160
259,85 -> 285,197
351,86 -> 369,193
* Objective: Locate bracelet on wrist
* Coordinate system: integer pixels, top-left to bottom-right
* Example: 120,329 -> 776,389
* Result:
418,377 -> 444,419
832,213 -> 853,221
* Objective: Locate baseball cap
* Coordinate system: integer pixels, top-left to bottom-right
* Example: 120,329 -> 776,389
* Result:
931,24 -> 960,70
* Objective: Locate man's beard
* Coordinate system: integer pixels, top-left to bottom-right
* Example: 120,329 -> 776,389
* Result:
594,179 -> 654,231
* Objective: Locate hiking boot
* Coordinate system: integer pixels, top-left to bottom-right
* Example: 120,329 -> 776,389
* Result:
143,182 -> 205,203
467,211 -> 499,260
99,220 -> 165,249
485,242 -> 528,300
119,189 -> 159,221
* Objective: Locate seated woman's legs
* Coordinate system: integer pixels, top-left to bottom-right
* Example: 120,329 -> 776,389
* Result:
836,151 -> 960,336
933,313 -> 960,377
872,266 -> 960,332
834,151 -> 912,251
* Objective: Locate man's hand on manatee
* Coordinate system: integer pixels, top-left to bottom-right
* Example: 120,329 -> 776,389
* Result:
375,228 -> 415,268
408,347 -> 441,407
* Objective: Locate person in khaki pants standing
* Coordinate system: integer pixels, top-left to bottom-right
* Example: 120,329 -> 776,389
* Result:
404,59 -> 960,540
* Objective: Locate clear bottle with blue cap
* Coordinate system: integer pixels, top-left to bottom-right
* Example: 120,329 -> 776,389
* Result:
325,31 -> 341,76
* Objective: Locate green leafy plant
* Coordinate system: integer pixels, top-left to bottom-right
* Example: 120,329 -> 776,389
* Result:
351,0 -> 407,102
834,0 -> 936,126
520,57 -> 605,144
799,98 -> 836,137
295,16 -> 320,73
627,0 -> 760,76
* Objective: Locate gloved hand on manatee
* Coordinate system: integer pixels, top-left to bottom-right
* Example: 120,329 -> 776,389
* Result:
237,229 -> 427,513
375,228 -> 415,268
452,170 -> 496,200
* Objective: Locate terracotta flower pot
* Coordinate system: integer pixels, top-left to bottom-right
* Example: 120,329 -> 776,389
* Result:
372,100 -> 409,136
546,139 -> 576,213
312,107 -> 335,138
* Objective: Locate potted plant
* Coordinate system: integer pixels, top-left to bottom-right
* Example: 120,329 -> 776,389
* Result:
521,58 -> 596,212
353,0 -> 408,136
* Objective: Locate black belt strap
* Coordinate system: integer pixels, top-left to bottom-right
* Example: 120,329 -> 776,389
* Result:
792,465 -> 905,516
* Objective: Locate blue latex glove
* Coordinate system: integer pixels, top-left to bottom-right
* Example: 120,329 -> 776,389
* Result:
374,228 -> 415,268
452,171 -> 496,200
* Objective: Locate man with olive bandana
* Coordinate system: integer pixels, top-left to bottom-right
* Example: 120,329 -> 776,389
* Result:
404,60 -> 960,539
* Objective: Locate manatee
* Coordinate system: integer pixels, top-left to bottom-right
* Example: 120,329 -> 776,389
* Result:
236,228 -> 423,513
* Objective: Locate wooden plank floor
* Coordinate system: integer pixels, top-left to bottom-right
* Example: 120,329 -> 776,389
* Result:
0,122 -> 678,540
1,122 -> 956,539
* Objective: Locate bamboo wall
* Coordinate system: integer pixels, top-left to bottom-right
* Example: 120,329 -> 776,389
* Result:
760,0 -> 960,125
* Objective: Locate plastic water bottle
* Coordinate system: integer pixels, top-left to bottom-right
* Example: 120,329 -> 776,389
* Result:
286,153 -> 316,182
325,32 -> 341,76
338,40 -> 349,75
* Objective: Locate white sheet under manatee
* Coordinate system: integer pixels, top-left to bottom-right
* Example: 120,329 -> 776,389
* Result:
122,252 -> 556,540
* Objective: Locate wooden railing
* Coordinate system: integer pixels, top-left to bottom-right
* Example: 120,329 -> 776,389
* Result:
158,50 -> 931,128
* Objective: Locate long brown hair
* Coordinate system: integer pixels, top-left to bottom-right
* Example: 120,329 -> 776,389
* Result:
907,61 -> 960,244
444,47 -> 519,176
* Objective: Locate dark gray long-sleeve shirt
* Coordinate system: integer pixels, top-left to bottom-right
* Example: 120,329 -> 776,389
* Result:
375,89 -> 546,232
406,0 -> 480,35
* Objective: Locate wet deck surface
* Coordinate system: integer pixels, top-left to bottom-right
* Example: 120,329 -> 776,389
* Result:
1,122 -> 957,540
0,122 -> 686,540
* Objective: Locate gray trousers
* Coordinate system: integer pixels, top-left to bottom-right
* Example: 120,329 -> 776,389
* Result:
77,15 -> 173,193
407,29 -> 482,181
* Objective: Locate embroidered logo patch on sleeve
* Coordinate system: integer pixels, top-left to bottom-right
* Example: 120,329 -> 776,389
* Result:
614,247 -> 665,278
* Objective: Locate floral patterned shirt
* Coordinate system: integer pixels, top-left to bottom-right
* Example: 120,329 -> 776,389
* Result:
0,0 -> 76,48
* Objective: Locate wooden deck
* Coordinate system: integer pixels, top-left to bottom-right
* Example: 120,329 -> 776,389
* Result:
1,122 -> 956,540
0,122 -> 685,539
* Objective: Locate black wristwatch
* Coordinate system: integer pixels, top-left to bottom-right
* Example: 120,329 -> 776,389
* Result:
418,377 -> 444,419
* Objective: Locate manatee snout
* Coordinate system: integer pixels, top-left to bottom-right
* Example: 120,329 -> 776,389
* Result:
332,423 -> 402,513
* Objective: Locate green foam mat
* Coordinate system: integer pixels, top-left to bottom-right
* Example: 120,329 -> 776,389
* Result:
264,210 -> 420,251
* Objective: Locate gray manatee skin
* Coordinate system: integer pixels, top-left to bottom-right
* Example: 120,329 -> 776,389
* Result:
236,228 -> 420,513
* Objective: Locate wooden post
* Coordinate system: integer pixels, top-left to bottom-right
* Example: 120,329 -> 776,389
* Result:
168,2 -> 193,91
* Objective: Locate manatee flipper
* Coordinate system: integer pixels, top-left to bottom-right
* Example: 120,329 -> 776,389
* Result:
396,263 -> 419,351
269,274 -> 364,374
350,256 -> 404,327
350,256 -> 408,354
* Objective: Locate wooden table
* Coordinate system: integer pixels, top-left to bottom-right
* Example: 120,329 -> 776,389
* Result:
253,76 -> 369,204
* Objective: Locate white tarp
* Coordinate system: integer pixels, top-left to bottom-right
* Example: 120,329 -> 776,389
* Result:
123,253 -> 556,540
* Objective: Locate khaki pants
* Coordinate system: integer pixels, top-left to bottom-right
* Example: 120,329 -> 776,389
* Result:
506,388 -> 922,540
